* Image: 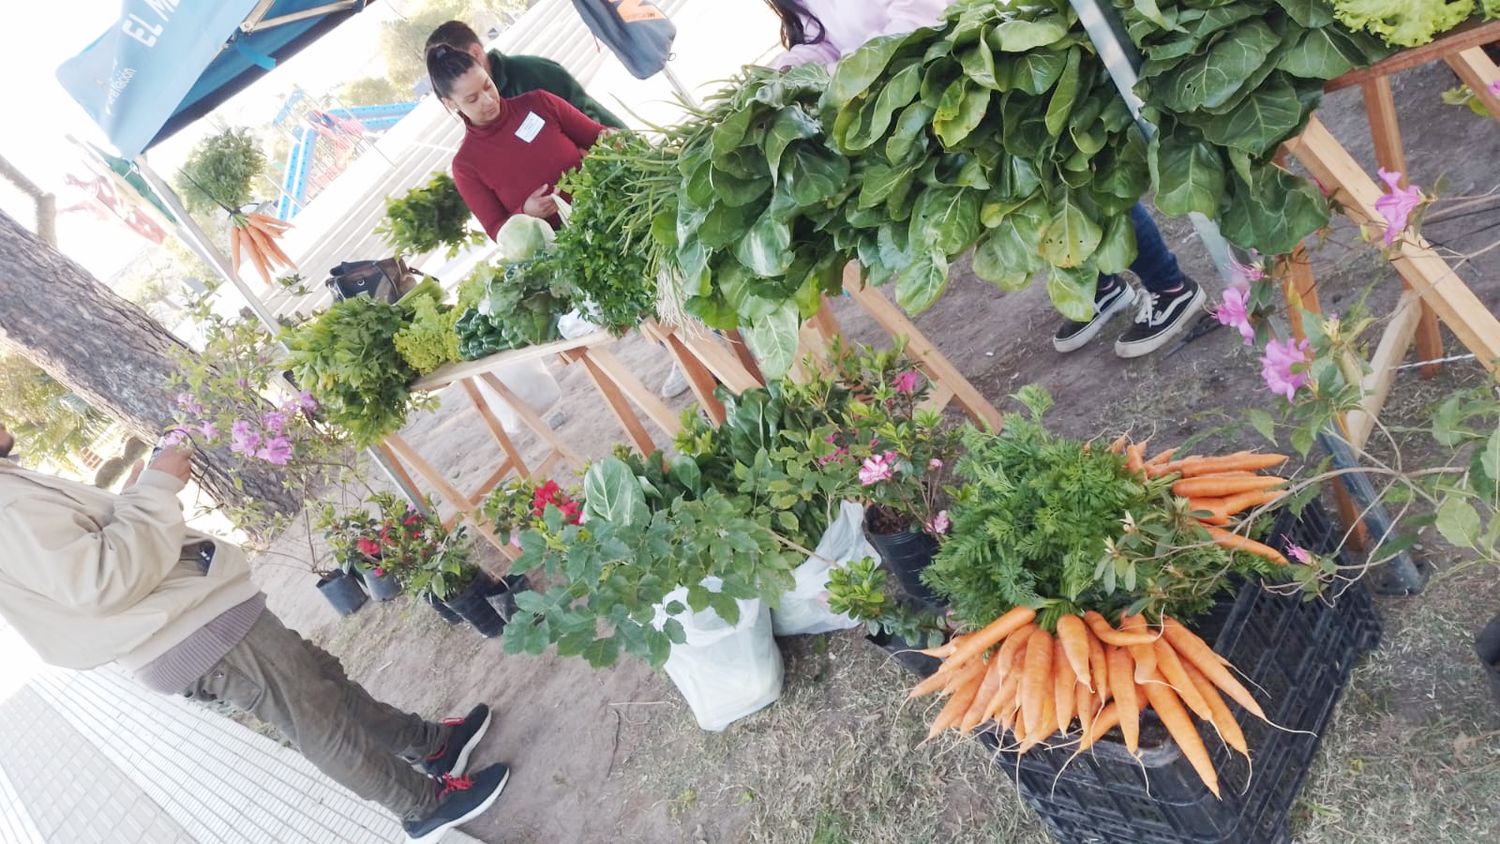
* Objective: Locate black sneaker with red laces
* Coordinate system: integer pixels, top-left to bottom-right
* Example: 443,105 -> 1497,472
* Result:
421,703 -> 492,778
403,764 -> 510,844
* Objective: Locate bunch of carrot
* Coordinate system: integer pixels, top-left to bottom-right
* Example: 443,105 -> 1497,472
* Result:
912,605 -> 1271,797
1113,437 -> 1295,566
230,212 -> 295,286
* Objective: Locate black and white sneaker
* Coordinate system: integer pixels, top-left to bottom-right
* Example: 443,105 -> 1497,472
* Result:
404,764 -> 510,844
1053,280 -> 1137,353
421,704 -> 492,778
1114,278 -> 1206,359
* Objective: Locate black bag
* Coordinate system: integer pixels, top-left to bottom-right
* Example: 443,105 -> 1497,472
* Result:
325,258 -> 409,303
569,0 -> 677,79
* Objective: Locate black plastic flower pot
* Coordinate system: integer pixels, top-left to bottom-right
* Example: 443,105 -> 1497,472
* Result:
1476,612 -> 1500,706
424,592 -> 463,625
446,571 -> 507,638
482,573 -> 533,623
865,628 -> 945,677
359,564 -> 402,602
864,522 -> 943,608
315,569 -> 367,617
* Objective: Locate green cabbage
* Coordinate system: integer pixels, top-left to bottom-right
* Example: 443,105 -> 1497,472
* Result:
493,215 -> 556,262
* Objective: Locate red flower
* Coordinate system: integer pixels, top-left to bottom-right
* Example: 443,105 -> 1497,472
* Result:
403,513 -> 422,526
356,537 -> 381,557
372,567 -> 386,577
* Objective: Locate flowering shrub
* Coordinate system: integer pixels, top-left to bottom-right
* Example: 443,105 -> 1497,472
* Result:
481,478 -> 582,545
317,492 -> 475,599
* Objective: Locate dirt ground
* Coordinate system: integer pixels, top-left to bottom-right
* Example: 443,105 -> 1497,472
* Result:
248,61 -> 1500,843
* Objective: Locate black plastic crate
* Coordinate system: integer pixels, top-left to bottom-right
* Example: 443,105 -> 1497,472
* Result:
979,502 -> 1383,844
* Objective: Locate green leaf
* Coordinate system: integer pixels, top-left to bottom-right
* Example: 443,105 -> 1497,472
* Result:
1044,48 -> 1083,137
972,195 -> 1047,287
1278,25 -> 1361,79
999,50 -> 1068,96
1435,497 -> 1482,548
734,212 -> 795,277
859,158 -> 921,210
707,591 -> 742,627
1150,135 -> 1225,218
990,14 -> 1070,53
959,40 -> 998,89
1247,408 -> 1278,445
847,63 -> 922,151
934,86 -> 992,148
742,302 -> 802,379
1281,0 -> 1334,28
895,250 -> 951,313
828,34 -> 906,105
885,101 -> 936,162
584,457 -> 646,526
1039,193 -> 1103,269
1132,0 -> 1175,31
910,186 -> 983,256
669,456 -> 703,496
1045,265 -> 1097,322
580,637 -> 620,668
1220,164 -> 1330,254
711,103 -> 756,160
1192,73 -> 1304,156
1159,20 -> 1280,112
763,107 -> 820,179
1482,425 -> 1500,481
1092,210 -> 1138,275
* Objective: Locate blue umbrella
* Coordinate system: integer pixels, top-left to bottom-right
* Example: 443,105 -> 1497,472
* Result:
57,1 -> 369,160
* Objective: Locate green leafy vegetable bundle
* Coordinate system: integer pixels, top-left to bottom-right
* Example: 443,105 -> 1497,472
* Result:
1331,0 -> 1499,48
377,172 -> 485,258
453,260 -> 573,360
177,128 -> 267,215
283,297 -> 418,447
923,386 -> 1283,630
393,294 -> 461,375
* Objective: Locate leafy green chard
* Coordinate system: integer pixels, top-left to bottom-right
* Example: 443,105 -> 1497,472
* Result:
376,172 -> 485,258
452,259 -> 574,359
923,386 -> 1284,630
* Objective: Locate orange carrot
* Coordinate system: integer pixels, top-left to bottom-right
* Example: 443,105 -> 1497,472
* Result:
988,638 -> 1031,723
1173,475 -> 1287,498
1105,646 -> 1140,753
1219,488 -> 1287,517
1177,452 -> 1289,477
979,624 -> 1034,718
1126,441 -> 1147,473
1020,629 -> 1054,738
1055,615 -> 1093,689
964,652 -> 1009,733
932,606 -> 1037,678
1144,447 -> 1179,467
1083,610 -> 1158,647
229,225 -> 243,276
1182,661 -> 1249,757
1078,702 -> 1120,752
1017,697 -> 1058,755
1204,526 -> 1290,565
1120,614 -> 1158,684
1087,629 -> 1110,704
928,668 -> 984,739
1074,682 -> 1095,742
1152,638 -> 1212,720
1160,617 -> 1266,721
1107,434 -> 1128,454
1141,671 -> 1221,797
1053,637 -> 1077,732
1188,498 -> 1230,526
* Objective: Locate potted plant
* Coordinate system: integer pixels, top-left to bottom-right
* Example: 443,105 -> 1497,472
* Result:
314,503 -> 402,602
379,493 -> 505,637
312,559 -> 368,617
826,556 -> 949,674
505,457 -> 799,731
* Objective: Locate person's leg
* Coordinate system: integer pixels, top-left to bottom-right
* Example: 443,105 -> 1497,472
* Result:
1113,203 -> 1205,358
1052,271 -> 1136,353
187,613 -> 439,820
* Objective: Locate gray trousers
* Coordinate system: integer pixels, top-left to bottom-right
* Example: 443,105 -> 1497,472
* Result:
187,612 -> 444,820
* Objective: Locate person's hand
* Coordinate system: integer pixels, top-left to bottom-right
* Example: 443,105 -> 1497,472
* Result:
123,459 -> 146,487
522,184 -> 558,218
146,444 -> 193,485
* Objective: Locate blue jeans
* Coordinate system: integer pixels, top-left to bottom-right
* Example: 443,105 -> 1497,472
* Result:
1099,203 -> 1185,296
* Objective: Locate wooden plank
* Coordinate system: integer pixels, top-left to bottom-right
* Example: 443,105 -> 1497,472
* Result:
411,332 -> 610,392
1285,117 -> 1500,376
566,349 -> 660,454
810,297 -> 842,342
1325,19 -> 1500,92
459,378 -> 530,478
1359,78 -> 1444,378
1345,292 -> 1423,450
840,263 -> 1004,430
469,460 -> 518,505
646,324 -> 727,424
580,347 -> 684,439
675,329 -> 764,393
722,329 -> 766,383
1444,46 -> 1500,120
374,442 -> 424,503
382,434 -> 505,551
477,372 -> 585,465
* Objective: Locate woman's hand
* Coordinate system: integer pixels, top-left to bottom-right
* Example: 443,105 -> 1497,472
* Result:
522,184 -> 558,218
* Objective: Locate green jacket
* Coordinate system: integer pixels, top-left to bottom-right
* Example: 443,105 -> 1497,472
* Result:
487,50 -> 625,129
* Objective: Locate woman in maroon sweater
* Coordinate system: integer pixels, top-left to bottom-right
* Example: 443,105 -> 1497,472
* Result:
426,45 -> 604,238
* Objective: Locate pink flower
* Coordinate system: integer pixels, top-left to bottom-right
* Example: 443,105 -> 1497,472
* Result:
356,537 -> 381,557
175,392 -> 204,417
256,435 -> 293,466
236,377 -> 250,389
1285,541 -> 1312,564
229,420 -> 261,456
261,411 -> 287,435
372,567 -> 386,577
198,421 -> 219,440
925,510 -> 950,536
1490,80 -> 1500,98
1260,338 -> 1311,402
161,428 -> 189,447
509,529 -> 522,549
928,458 -> 943,470
1215,286 -> 1255,346
1374,168 -> 1423,246
858,451 -> 897,486
1227,250 -> 1265,285
817,447 -> 849,467
892,370 -> 921,394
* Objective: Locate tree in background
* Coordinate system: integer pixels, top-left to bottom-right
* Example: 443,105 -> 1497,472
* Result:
0,353 -> 110,469
381,0 -> 528,93
338,77 -> 408,108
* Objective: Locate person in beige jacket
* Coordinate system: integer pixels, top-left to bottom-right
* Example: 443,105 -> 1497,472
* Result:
0,424 -> 507,843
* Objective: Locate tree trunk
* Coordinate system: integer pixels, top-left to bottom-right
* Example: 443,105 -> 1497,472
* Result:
0,210 -> 298,515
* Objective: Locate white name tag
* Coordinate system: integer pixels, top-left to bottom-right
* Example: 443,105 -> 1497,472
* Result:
515,111 -> 545,143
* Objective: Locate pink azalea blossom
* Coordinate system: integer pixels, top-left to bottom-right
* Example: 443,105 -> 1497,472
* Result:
198,421 -> 220,440
1215,286 -> 1255,346
817,447 -> 849,467
261,411 -> 287,435
229,420 -> 260,455
928,458 -> 943,470
236,377 -> 251,389
1490,80 -> 1500,98
925,510 -> 950,536
175,392 -> 204,417
256,436 -> 293,466
161,428 -> 189,448
1374,168 -> 1423,246
1285,541 -> 1312,564
892,370 -> 921,394
1260,338 -> 1311,402
858,451 -> 898,486
1227,250 -> 1265,285
295,391 -> 318,412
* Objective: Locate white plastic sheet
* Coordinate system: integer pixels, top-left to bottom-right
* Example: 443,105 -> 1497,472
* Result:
771,501 -> 876,636
654,579 -> 784,732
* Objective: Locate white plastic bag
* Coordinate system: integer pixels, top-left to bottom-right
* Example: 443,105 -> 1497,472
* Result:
557,308 -> 603,339
770,501 -> 877,636
474,360 -> 562,434
653,579 -> 784,732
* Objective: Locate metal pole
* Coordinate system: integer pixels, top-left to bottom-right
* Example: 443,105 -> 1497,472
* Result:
1066,0 -> 1237,284
661,62 -> 700,109
133,157 -> 433,515
1318,430 -> 1428,595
